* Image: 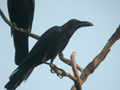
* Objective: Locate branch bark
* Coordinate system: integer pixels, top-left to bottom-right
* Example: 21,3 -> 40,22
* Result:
71,52 -> 81,90
49,63 -> 77,81
71,51 -> 79,78
80,25 -> 120,85
59,53 -> 83,72
0,8 -> 40,40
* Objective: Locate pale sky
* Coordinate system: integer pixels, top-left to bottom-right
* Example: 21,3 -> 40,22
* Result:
0,0 -> 120,90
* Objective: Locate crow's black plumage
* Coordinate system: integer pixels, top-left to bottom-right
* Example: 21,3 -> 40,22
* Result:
7,0 -> 35,65
5,19 -> 93,90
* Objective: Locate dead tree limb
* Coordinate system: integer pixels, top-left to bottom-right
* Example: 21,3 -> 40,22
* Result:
80,25 -> 120,85
71,51 -> 80,79
49,63 -> 77,81
58,25 -> 120,89
59,53 -> 83,72
71,52 -> 81,90
0,8 -> 40,40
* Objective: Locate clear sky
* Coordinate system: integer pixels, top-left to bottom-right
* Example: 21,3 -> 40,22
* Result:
0,0 -> 120,90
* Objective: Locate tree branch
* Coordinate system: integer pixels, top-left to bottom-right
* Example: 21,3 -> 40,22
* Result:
71,52 -> 81,90
49,63 -> 77,81
0,8 -> 40,40
59,53 -> 83,72
71,51 -> 80,79
80,25 -> 120,85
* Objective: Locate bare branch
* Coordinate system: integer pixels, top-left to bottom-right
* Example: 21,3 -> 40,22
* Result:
71,51 -> 80,78
49,63 -> 77,81
71,51 -> 82,90
59,53 -> 83,72
0,8 -> 40,40
80,25 -> 120,85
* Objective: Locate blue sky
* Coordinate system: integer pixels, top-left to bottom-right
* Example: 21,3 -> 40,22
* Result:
0,0 -> 120,90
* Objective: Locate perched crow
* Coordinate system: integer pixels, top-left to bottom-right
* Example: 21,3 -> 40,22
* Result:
5,19 -> 93,90
7,0 -> 35,65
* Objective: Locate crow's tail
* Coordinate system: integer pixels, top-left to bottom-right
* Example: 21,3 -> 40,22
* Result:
12,29 -> 29,65
5,63 -> 34,90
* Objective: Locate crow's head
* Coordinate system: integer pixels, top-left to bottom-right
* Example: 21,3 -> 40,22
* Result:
62,18 -> 93,38
67,19 -> 93,28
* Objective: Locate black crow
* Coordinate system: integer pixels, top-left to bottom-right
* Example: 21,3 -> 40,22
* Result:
5,19 -> 93,90
7,0 -> 35,65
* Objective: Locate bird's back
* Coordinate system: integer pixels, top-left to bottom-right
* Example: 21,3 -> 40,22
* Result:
21,26 -> 62,65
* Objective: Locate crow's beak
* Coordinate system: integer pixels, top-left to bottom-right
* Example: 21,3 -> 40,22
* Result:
80,21 -> 93,27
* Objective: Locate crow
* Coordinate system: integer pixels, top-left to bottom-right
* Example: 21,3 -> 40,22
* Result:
7,0 -> 35,65
5,19 -> 93,90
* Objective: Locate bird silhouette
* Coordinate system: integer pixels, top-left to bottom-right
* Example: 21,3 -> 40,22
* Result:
7,0 -> 35,65
5,19 -> 93,90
